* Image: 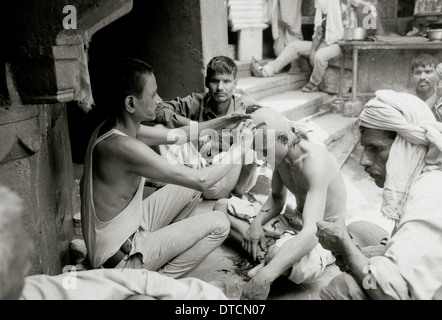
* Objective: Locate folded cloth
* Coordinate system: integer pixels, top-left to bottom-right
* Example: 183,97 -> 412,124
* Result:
227,196 -> 260,224
74,47 -> 94,113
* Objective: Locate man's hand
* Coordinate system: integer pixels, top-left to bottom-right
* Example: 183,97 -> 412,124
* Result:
316,217 -> 351,253
242,219 -> 267,261
333,253 -> 351,273
221,113 -> 253,130
233,120 -> 267,152
240,271 -> 272,300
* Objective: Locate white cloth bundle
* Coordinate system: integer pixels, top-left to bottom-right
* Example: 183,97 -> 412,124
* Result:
228,0 -> 268,31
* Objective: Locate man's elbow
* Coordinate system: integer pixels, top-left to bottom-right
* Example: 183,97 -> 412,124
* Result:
193,176 -> 213,192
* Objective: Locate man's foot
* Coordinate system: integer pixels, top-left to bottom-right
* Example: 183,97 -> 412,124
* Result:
251,56 -> 266,77
302,82 -> 319,93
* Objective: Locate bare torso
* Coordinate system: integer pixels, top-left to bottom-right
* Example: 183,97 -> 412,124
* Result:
275,140 -> 347,221
92,124 -> 143,222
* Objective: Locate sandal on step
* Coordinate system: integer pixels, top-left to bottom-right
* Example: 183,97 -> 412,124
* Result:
251,56 -> 265,77
302,82 -> 318,93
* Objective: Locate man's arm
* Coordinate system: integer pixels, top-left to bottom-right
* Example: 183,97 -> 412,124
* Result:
136,113 -> 252,146
243,170 -> 287,261
316,221 -> 395,300
121,122 -> 257,192
255,154 -> 332,282
310,9 -> 324,65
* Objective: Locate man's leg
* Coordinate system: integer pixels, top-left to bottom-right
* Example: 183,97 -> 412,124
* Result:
213,198 -> 250,244
263,40 -> 312,77
320,273 -> 371,300
125,210 -> 230,278
347,220 -> 389,247
309,43 -> 342,87
122,185 -> 228,277
141,184 -> 202,230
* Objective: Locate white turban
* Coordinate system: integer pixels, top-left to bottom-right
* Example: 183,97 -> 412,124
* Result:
360,90 -> 442,221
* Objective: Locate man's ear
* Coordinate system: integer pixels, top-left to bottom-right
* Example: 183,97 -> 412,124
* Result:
125,96 -> 136,114
277,132 -> 289,145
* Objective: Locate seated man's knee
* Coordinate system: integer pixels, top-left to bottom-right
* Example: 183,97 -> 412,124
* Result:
348,220 -> 389,248
211,210 -> 231,235
313,53 -> 328,68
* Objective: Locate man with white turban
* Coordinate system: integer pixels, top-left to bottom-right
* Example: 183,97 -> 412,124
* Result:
316,90 -> 442,300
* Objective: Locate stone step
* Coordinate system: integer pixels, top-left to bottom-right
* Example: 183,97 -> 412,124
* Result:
258,90 -> 332,122
236,60 -> 252,79
301,113 -> 360,168
236,72 -> 310,101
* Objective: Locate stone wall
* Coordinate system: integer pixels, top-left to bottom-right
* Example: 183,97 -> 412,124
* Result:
88,0 -> 228,103
0,98 -> 74,275
357,49 -> 442,94
0,0 -> 133,275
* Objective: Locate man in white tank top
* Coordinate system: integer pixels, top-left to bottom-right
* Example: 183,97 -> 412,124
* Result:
81,58 -> 260,280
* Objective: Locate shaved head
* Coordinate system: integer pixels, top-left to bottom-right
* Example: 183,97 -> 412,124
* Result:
251,107 -> 293,167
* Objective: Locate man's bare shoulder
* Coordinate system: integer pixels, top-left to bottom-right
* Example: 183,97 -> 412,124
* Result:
94,133 -> 149,163
297,140 -> 340,175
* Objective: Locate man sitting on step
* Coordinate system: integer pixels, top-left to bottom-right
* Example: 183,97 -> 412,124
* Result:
251,0 -> 381,93
213,107 -> 348,300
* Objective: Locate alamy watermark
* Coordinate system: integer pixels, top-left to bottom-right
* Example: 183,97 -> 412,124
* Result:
362,265 -> 377,290
359,0 -> 378,30
62,5 -> 77,30
62,265 -> 78,290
